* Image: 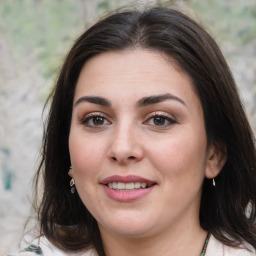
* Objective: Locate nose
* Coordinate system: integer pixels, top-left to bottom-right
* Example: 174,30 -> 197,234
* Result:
108,124 -> 144,164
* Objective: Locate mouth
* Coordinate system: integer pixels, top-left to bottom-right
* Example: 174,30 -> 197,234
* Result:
106,181 -> 154,191
101,175 -> 156,191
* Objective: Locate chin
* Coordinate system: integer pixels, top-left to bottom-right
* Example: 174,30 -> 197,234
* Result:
104,225 -> 153,238
98,214 -> 157,238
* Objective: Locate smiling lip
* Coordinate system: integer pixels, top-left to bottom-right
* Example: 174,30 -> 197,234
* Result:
100,175 -> 156,202
101,175 -> 155,185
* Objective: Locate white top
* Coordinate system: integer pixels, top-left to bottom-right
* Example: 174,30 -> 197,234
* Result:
206,235 -> 256,256
8,235 -> 256,256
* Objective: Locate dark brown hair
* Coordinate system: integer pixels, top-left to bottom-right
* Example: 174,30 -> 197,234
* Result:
34,7 -> 256,255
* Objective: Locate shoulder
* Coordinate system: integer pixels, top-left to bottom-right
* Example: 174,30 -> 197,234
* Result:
206,235 -> 256,256
7,236 -> 97,256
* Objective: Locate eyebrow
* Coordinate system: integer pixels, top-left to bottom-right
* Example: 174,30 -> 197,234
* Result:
74,96 -> 111,107
74,93 -> 186,108
137,93 -> 186,107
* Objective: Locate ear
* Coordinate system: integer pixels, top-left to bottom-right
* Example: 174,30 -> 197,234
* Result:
205,142 -> 227,179
68,166 -> 74,178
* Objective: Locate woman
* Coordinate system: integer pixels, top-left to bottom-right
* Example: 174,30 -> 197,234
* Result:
10,6 -> 256,256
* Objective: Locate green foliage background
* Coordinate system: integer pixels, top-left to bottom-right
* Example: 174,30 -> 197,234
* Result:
0,0 -> 84,84
0,0 -> 255,94
190,0 -> 256,45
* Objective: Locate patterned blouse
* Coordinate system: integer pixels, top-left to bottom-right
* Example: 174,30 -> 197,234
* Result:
8,245 -> 43,255
7,235 -> 256,256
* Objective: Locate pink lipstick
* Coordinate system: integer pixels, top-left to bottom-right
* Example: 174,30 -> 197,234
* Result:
101,175 -> 156,202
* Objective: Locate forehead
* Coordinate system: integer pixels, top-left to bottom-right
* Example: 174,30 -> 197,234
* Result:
74,49 -> 199,107
78,49 -> 182,82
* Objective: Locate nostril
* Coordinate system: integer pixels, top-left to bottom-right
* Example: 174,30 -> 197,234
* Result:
111,156 -> 117,161
111,155 -> 136,162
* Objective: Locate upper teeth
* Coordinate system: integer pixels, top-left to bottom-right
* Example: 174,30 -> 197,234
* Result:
107,182 -> 147,190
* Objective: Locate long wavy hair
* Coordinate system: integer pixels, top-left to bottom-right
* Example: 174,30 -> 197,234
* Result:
34,7 -> 256,255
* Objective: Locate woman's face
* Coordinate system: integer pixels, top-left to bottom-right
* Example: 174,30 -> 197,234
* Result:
69,49 -> 219,239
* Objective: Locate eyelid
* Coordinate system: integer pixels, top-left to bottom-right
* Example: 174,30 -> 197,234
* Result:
80,111 -> 104,120
145,111 -> 176,121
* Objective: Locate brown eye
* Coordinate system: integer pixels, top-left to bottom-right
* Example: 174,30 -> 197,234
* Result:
92,116 -> 105,125
153,116 -> 166,126
81,114 -> 111,127
144,113 -> 177,128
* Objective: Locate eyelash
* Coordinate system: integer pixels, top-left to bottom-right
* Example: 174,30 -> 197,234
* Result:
80,112 -> 177,128
144,112 -> 177,128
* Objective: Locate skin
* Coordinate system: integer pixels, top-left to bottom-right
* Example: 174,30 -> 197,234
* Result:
69,49 -> 226,256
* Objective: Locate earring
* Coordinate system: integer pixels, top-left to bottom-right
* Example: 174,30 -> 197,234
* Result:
212,178 -> 216,187
69,166 -> 76,194
70,178 -> 76,194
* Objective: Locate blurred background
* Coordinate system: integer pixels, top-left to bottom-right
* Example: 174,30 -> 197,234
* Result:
0,0 -> 255,254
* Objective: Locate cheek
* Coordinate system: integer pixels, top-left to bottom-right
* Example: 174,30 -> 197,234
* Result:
148,132 -> 207,182
69,134 -> 103,207
69,131 -> 106,178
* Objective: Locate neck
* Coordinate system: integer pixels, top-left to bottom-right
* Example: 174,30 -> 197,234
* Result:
100,223 -> 208,256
